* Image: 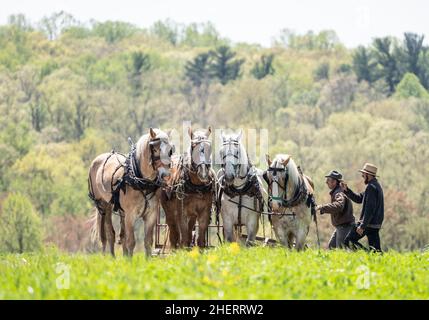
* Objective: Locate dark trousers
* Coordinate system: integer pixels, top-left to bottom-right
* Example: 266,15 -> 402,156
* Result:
328,223 -> 354,249
344,224 -> 382,252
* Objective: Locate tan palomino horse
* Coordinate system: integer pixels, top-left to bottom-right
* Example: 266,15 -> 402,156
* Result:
88,128 -> 174,257
263,154 -> 315,250
160,127 -> 215,248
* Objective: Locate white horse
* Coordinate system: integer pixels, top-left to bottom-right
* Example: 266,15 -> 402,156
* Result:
263,154 -> 315,250
218,131 -> 265,246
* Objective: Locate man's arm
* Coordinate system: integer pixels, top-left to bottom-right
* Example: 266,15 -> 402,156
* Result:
344,188 -> 364,204
360,185 -> 377,229
320,192 -> 346,214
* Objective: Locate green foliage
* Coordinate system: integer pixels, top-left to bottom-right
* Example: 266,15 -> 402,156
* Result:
38,11 -> 78,41
251,54 -> 275,79
182,22 -> 222,47
0,247 -> 428,299
0,122 -> 34,156
0,17 -> 428,252
0,193 -> 42,253
276,29 -> 341,51
313,62 -> 330,81
150,19 -> 179,46
8,144 -> 90,216
92,20 -> 137,44
395,72 -> 429,99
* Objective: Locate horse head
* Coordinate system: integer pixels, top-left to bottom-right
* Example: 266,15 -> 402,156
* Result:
264,154 -> 299,212
219,130 -> 249,186
136,128 -> 175,184
188,126 -> 212,183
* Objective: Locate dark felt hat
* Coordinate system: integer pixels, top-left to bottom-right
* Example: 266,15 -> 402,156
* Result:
325,170 -> 343,181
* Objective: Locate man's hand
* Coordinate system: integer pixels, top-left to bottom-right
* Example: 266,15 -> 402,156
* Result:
315,205 -> 323,214
356,226 -> 364,236
340,182 -> 348,191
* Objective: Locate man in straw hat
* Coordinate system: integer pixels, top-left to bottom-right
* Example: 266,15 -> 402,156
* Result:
315,170 -> 355,249
341,163 -> 384,252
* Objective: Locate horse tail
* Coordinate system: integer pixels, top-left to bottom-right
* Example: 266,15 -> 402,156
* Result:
89,208 -> 99,243
89,207 -> 106,245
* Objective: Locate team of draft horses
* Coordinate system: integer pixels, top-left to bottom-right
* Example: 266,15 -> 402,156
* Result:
88,127 -> 385,257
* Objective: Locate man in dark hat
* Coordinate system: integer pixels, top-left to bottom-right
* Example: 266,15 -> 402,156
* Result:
341,163 -> 384,252
315,170 -> 355,249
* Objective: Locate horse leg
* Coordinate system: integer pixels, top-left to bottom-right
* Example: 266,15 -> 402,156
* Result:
295,227 -> 308,251
99,211 -> 107,253
187,216 -> 197,247
120,214 -> 129,256
165,208 -> 179,249
272,218 -> 288,247
143,208 -> 158,258
177,205 -> 189,247
124,209 -> 136,257
245,212 -> 259,247
104,205 -> 115,257
287,232 -> 295,249
222,214 -> 235,243
197,211 -> 210,248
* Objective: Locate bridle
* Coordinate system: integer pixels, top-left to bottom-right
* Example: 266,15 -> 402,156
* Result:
265,166 -> 289,203
189,136 -> 212,172
263,163 -> 308,209
149,137 -> 175,170
220,138 -> 249,180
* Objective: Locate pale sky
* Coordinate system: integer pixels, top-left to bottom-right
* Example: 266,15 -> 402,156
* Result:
1,0 -> 428,48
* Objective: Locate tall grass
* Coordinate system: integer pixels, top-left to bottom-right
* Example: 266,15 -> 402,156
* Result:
1,245 -> 428,299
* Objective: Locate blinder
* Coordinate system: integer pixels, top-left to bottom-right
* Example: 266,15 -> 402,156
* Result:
262,170 -> 269,184
191,138 -> 212,169
149,138 -> 175,165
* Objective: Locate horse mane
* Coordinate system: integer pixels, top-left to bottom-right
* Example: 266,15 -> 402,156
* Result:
168,154 -> 183,186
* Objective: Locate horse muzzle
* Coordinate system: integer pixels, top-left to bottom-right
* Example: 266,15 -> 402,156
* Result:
158,167 -> 171,183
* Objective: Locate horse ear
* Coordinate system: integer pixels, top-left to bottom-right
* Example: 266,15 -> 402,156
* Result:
265,154 -> 272,166
236,129 -> 242,141
166,129 -> 172,138
206,126 -> 212,138
149,128 -> 156,139
221,130 -> 226,142
188,127 -> 193,139
282,155 -> 291,166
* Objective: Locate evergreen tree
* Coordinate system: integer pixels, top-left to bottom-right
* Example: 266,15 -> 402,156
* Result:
210,45 -> 244,85
373,37 -> 402,94
251,54 -> 275,79
184,52 -> 213,87
352,46 -> 377,83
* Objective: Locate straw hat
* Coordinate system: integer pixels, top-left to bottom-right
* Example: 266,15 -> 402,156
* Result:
359,163 -> 378,177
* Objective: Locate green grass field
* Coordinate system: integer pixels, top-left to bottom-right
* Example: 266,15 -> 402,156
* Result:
1,244 -> 428,299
